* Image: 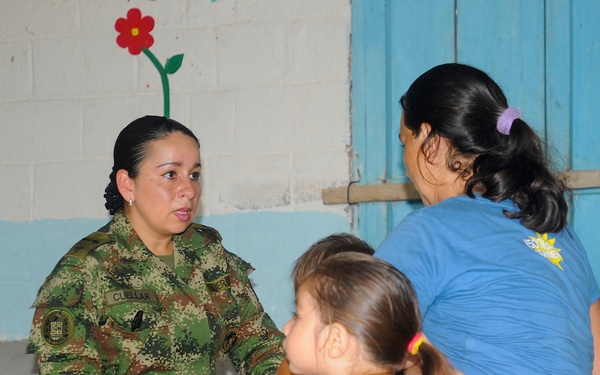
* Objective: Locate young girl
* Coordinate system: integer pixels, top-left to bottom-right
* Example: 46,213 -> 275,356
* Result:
283,251 -> 455,375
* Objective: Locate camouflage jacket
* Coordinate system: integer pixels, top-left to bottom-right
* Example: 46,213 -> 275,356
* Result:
27,212 -> 285,374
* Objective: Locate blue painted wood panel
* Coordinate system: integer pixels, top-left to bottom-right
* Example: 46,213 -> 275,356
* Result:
351,0 -> 391,245
352,0 -> 455,245
570,0 -> 600,281
572,0 -> 600,170
352,0 -> 600,280
457,0 -> 546,135
546,0 -> 572,170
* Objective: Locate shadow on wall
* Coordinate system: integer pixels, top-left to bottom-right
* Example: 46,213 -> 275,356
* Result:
0,341 -> 37,374
0,341 -> 239,374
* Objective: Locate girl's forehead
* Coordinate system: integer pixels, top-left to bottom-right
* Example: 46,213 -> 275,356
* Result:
296,287 -> 309,306
296,286 -> 316,309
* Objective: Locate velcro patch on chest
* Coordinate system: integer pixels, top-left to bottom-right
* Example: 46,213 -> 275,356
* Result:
105,290 -> 159,306
206,275 -> 230,293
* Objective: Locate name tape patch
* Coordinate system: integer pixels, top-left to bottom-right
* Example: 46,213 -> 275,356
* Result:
105,289 -> 158,306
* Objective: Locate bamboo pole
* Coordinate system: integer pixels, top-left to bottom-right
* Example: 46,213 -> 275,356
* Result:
322,170 -> 600,205
562,170 -> 600,189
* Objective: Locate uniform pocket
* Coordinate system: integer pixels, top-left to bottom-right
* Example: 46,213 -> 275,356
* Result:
104,300 -> 169,333
98,301 -> 173,373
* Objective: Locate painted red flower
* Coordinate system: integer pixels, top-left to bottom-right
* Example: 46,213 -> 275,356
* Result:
115,8 -> 155,55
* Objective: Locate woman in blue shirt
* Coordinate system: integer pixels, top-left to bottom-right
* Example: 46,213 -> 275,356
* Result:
376,63 -> 600,375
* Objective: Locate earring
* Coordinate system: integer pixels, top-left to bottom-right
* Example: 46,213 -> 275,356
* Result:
129,198 -> 133,207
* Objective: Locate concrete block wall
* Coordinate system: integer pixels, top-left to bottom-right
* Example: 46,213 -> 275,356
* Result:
0,0 -> 352,353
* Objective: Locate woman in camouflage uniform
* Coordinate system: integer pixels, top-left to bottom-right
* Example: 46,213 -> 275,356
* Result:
27,116 -> 287,374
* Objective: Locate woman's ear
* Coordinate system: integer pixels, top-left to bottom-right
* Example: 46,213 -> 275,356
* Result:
116,169 -> 134,203
419,122 -> 432,137
419,122 -> 443,164
325,322 -> 350,359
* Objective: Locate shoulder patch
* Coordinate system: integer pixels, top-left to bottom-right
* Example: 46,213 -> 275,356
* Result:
41,309 -> 74,346
191,223 -> 223,242
66,232 -> 113,259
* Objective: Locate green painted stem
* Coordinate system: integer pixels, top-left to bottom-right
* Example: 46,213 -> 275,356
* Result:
143,48 -> 170,118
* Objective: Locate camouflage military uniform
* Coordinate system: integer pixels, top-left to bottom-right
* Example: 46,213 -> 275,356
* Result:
27,212 -> 285,374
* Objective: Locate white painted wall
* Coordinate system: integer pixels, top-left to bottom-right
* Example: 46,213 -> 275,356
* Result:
0,0 -> 353,342
0,0 -> 352,221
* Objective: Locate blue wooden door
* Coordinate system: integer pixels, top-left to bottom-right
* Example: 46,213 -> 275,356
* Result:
351,0 -> 600,281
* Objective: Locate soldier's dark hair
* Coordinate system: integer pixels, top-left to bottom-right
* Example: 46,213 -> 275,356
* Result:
292,233 -> 374,291
400,63 -> 569,233
298,253 -> 455,375
104,115 -> 200,215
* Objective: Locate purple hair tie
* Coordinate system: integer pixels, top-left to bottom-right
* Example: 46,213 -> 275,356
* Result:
497,107 -> 520,135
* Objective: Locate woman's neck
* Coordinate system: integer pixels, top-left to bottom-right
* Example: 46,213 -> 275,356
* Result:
143,237 -> 174,256
124,211 -> 174,256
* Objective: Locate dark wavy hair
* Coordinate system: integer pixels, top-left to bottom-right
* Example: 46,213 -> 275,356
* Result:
104,115 -> 199,215
400,63 -> 569,233
298,253 -> 454,375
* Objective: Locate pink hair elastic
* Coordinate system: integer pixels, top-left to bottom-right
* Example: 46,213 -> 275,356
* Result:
497,107 -> 521,135
407,332 -> 424,355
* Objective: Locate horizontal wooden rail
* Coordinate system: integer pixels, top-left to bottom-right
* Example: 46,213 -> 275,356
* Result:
322,170 -> 600,205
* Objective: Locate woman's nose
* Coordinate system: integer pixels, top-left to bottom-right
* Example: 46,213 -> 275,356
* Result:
178,177 -> 197,199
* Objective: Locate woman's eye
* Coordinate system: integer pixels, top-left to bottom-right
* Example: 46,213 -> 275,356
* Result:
190,171 -> 200,180
164,171 -> 176,179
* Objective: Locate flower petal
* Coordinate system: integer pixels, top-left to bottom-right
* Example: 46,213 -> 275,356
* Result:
126,8 -> 142,22
114,17 -> 128,32
140,34 -> 154,49
139,16 -> 155,33
116,33 -> 130,48
128,42 -> 143,55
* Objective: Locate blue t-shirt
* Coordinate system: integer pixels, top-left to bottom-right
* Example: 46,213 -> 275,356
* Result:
376,195 -> 599,375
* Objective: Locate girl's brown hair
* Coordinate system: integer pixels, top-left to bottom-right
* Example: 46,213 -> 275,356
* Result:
298,253 -> 455,375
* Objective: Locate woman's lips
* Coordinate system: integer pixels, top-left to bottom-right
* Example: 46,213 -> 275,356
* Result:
173,208 -> 191,222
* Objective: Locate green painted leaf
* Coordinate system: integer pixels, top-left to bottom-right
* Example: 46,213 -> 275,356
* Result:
165,54 -> 184,74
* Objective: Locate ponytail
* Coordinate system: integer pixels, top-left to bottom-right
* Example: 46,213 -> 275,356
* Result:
104,169 -> 123,215
465,117 -> 570,233
418,342 -> 455,375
